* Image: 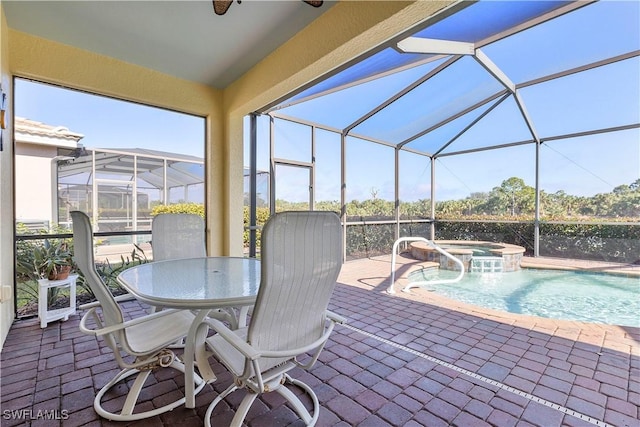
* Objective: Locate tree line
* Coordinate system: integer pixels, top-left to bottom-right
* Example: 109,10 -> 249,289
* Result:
276,177 -> 640,221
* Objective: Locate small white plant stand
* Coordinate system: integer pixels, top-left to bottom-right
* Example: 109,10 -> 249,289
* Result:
38,274 -> 78,328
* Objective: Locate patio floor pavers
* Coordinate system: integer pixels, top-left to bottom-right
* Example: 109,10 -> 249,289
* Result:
1,256 -> 639,426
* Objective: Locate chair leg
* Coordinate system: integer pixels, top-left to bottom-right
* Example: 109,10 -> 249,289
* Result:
280,374 -> 319,425
204,375 -> 319,426
94,360 -> 206,421
230,391 -> 259,427
236,306 -> 252,328
204,383 -> 239,427
122,369 -> 152,416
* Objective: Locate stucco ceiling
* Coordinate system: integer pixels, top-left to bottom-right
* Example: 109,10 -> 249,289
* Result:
2,0 -> 333,89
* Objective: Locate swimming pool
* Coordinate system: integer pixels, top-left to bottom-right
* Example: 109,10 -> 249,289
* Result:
408,268 -> 640,327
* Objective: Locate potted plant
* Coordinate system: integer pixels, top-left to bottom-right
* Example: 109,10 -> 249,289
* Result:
40,239 -> 73,280
17,239 -> 74,281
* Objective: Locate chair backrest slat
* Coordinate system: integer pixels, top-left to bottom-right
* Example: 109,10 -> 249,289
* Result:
152,213 -> 206,261
248,211 -> 342,359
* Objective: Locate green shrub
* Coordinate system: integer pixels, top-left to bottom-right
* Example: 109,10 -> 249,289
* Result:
243,206 -> 271,248
85,245 -> 149,298
150,203 -> 205,217
148,203 -> 270,248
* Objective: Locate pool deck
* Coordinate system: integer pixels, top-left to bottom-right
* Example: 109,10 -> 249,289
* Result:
520,256 -> 640,277
1,255 -> 638,426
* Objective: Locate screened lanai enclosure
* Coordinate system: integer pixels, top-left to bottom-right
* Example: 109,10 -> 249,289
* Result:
56,147 -> 204,240
244,0 -> 639,263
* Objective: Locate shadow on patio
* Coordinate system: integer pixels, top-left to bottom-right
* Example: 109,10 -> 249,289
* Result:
2,257 -> 639,427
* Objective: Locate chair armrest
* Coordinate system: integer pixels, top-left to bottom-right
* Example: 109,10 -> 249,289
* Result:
259,321 -> 338,359
81,308 -> 192,337
326,310 -> 347,325
79,293 -> 135,310
203,318 -> 261,360
79,307 -> 101,334
203,311 -> 346,364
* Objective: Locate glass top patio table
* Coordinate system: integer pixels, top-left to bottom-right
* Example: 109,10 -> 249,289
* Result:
117,256 -> 261,309
117,256 -> 261,409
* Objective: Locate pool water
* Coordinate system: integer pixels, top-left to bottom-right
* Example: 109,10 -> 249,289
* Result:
409,268 -> 640,327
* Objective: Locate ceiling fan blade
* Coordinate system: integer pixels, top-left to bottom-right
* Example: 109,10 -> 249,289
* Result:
213,0 -> 322,16
213,0 -> 233,15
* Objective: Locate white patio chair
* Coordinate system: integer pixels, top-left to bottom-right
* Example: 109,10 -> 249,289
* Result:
151,212 -> 238,327
70,211 -> 205,421
151,213 -> 206,261
195,211 -> 346,427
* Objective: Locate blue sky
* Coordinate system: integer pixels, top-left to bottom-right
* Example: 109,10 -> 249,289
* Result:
15,79 -> 205,158
16,67 -> 639,205
14,1 -> 640,204
263,0 -> 640,202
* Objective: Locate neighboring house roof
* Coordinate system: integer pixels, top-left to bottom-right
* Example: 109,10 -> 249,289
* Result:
15,116 -> 84,149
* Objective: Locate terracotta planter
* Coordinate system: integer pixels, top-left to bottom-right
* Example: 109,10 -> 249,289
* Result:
48,265 -> 72,281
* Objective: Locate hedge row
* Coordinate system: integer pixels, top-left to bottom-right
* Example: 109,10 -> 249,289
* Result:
151,204 -> 638,264
150,203 -> 205,217
342,221 -> 638,264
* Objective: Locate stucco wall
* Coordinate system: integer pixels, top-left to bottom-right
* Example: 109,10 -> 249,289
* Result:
14,143 -> 58,224
224,1 -> 454,115
0,4 -> 15,350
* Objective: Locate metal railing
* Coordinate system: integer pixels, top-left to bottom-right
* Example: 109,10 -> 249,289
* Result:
387,237 -> 464,294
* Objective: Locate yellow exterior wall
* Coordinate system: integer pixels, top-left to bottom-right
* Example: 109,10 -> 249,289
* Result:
0,4 -> 15,350
224,1 -> 454,115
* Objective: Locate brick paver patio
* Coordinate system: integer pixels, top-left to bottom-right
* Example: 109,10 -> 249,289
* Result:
2,256 -> 639,426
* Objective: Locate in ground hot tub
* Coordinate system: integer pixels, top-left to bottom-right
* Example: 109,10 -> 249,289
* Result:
409,240 -> 525,272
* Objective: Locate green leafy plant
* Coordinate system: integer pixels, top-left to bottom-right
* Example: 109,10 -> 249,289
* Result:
78,244 -> 149,299
15,237 -> 74,313
16,238 -> 73,281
